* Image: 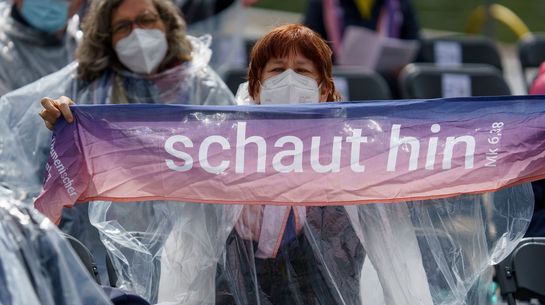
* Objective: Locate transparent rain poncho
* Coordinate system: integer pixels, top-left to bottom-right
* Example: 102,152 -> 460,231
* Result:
87,181 -> 533,305
77,88 -> 537,305
0,2 -> 80,96
0,188 -> 113,305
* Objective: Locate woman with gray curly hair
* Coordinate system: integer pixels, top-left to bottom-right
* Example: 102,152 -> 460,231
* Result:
0,0 -> 235,298
76,0 -> 193,82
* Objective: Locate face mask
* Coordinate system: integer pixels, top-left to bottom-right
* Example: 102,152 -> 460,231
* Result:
259,69 -> 320,105
114,28 -> 169,75
21,0 -> 69,34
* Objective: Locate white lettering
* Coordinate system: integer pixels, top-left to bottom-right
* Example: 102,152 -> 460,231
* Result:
485,155 -> 497,167
443,136 -> 475,169
425,124 -> 441,170
162,121 -> 478,175
48,136 -> 77,198
165,135 -> 194,172
346,129 -> 367,173
272,136 -> 304,173
310,136 -> 342,173
199,136 -> 230,174
387,124 -> 420,172
236,122 -> 266,173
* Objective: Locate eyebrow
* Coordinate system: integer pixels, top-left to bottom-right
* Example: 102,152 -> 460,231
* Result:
268,59 -> 314,66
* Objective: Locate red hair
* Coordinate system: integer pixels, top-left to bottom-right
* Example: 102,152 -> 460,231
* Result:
248,24 -> 341,102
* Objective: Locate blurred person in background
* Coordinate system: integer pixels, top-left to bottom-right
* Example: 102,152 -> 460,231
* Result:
0,0 -> 85,96
304,0 -> 421,98
303,0 -> 421,63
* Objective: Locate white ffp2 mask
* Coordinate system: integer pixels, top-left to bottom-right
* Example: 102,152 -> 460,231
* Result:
259,69 -> 320,104
114,28 -> 168,74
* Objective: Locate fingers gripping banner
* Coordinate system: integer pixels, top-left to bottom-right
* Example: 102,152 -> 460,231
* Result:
35,96 -> 545,223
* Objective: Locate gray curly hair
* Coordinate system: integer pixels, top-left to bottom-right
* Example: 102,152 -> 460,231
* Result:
76,0 -> 192,82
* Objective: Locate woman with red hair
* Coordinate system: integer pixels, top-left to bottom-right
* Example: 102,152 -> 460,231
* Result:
159,24 -> 364,305
235,23 -> 342,104
213,24 -> 432,305
159,24 -> 433,305
223,24 -> 364,305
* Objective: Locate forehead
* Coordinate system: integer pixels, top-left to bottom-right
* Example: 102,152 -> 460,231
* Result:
267,52 -> 314,66
112,0 -> 157,22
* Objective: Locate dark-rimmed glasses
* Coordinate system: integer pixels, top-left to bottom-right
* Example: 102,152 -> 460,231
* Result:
112,11 -> 160,37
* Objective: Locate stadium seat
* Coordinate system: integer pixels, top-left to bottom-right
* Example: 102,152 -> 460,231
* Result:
495,237 -> 545,305
398,63 -> 511,99
62,233 -> 102,284
418,35 -> 503,71
332,68 -> 392,101
518,34 -> 545,88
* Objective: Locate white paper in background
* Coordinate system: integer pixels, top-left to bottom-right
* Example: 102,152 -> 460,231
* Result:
338,26 -> 419,72
338,26 -> 381,70
434,41 -> 462,67
375,37 -> 420,72
333,76 -> 350,101
442,73 -> 471,97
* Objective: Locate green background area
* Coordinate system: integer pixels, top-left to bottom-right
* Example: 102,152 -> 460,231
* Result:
255,0 -> 545,42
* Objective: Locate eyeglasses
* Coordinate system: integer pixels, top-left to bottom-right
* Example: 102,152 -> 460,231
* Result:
112,11 -> 160,37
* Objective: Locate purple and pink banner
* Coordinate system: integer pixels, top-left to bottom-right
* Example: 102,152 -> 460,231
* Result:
35,96 -> 545,223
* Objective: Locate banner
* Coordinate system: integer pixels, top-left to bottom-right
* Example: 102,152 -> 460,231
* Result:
35,96 -> 545,223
